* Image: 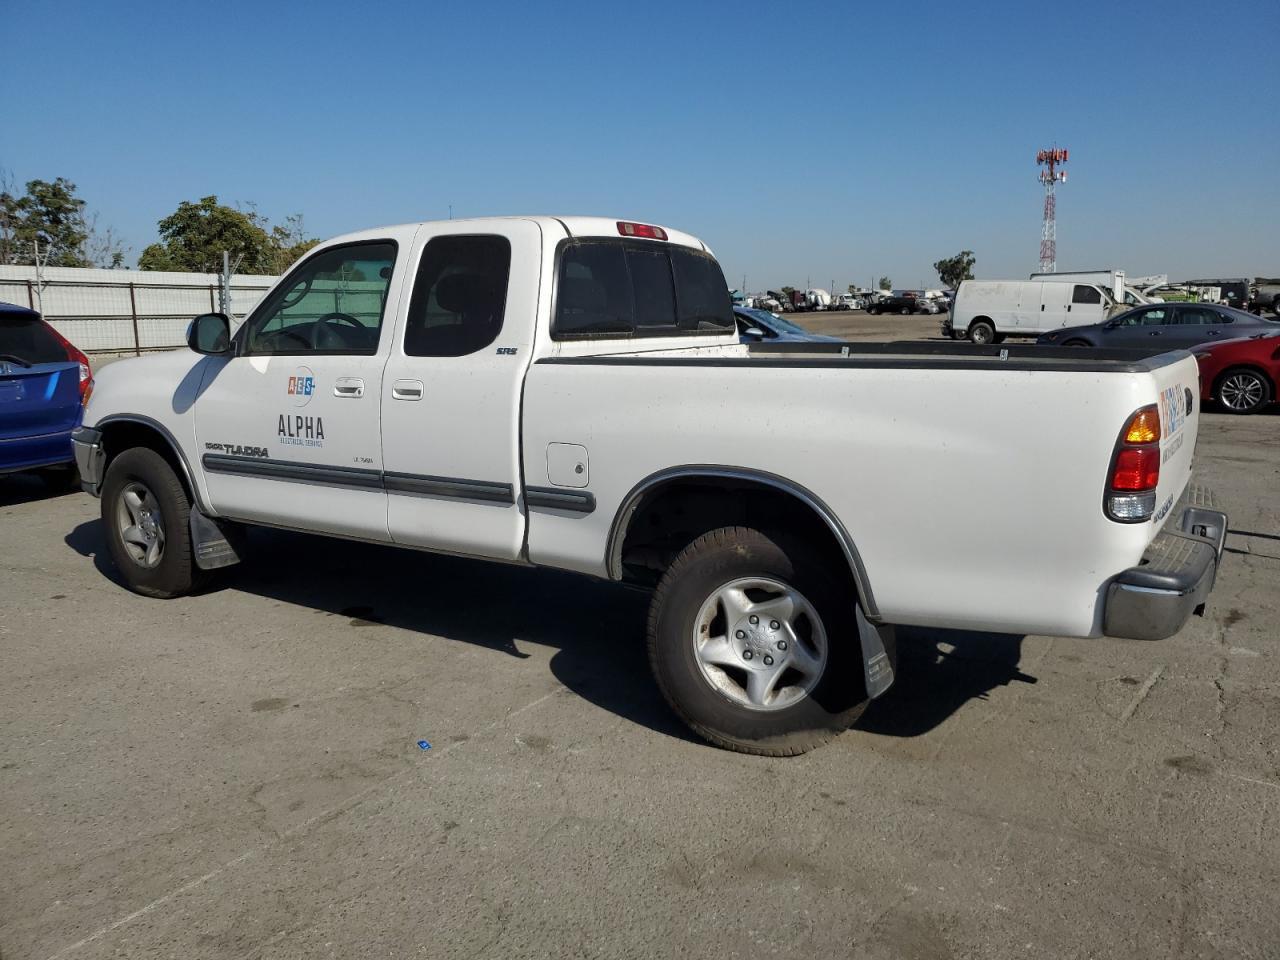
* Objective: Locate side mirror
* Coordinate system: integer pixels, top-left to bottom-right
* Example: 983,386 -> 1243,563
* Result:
188,312 -> 232,355
744,326 -> 766,339
1104,320 -> 1120,330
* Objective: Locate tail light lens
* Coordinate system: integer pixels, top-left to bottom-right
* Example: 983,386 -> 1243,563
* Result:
1105,404 -> 1160,522
43,321 -> 93,404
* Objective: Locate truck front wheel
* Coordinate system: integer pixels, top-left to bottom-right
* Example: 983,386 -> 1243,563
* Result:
101,447 -> 208,598
647,526 -> 867,756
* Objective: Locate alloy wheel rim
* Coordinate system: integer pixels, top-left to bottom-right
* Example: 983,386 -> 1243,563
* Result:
116,481 -> 166,568
1221,373 -> 1263,411
690,577 -> 828,712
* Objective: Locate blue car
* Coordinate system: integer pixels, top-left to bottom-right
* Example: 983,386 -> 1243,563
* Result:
734,306 -> 841,344
1,302 -> 92,486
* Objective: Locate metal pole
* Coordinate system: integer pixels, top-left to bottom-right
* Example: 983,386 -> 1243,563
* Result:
26,279 -> 34,309
128,282 -> 141,356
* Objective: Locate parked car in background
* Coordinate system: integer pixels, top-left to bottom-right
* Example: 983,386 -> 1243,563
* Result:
0,302 -> 93,486
1190,330 -> 1280,414
866,294 -> 918,315
1250,278 -> 1280,316
915,298 -> 942,315
734,306 -> 840,343
1036,303 -> 1277,350
1185,278 -> 1250,311
946,279 -> 1117,343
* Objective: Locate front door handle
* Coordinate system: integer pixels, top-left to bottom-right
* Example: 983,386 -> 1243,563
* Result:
334,377 -> 365,398
1148,330 -> 1162,336
392,379 -> 424,401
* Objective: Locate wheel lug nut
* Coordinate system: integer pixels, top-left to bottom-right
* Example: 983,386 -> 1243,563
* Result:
749,615 -> 759,625
735,630 -> 746,639
763,655 -> 774,666
769,620 -> 780,630
777,640 -> 788,650
743,650 -> 753,660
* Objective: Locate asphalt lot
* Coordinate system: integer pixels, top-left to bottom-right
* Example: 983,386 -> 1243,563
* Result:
3,313 -> 1279,959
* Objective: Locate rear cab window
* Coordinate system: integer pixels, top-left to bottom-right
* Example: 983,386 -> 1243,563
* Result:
553,239 -> 733,339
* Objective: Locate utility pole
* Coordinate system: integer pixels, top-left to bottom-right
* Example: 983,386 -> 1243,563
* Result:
32,240 -> 49,316
1036,146 -> 1069,272
219,250 -> 244,318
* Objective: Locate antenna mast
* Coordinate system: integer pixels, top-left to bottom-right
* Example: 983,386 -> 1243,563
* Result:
1036,147 -> 1068,272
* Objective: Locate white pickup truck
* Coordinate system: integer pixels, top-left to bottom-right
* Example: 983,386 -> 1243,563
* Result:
72,217 -> 1228,755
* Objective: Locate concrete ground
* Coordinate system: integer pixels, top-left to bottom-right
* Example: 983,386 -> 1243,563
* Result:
2,313 -> 1278,959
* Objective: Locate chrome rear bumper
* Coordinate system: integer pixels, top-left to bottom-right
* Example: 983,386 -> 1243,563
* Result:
1104,484 -> 1227,641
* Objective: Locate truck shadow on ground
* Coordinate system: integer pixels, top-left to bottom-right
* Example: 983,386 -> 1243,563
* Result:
64,521 -> 1036,743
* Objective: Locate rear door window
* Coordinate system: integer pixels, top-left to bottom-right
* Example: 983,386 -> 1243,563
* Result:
554,239 -> 733,339
403,235 -> 512,357
0,315 -> 67,364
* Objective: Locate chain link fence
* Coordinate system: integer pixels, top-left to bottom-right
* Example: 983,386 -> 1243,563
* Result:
0,266 -> 278,356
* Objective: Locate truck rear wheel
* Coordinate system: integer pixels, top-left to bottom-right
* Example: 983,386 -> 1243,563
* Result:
968,320 -> 995,344
101,447 -> 208,598
647,526 -> 867,756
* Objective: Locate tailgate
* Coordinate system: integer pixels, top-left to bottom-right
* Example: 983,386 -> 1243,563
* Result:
0,360 -> 83,440
1149,353 -> 1200,531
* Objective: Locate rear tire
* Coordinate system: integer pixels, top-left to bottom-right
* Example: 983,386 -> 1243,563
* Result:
968,320 -> 995,345
1215,367 -> 1272,414
647,526 -> 867,756
101,447 -> 209,598
899,307 -> 910,315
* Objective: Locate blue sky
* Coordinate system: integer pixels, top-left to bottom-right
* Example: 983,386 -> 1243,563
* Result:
3,0 -> 1277,290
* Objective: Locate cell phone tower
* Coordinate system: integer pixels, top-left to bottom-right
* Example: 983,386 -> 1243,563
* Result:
1036,147 -> 1069,272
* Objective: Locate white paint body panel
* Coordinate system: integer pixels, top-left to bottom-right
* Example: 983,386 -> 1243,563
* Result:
953,280 -> 1109,336
83,215 -> 1203,642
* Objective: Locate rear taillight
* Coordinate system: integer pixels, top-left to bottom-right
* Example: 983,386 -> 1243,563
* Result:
1105,404 -> 1161,522
617,221 -> 668,241
44,321 -> 93,405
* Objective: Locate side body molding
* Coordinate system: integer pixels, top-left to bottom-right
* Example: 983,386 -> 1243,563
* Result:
605,465 -> 881,622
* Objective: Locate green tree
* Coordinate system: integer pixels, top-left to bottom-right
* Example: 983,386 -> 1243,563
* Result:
933,250 -> 976,289
0,176 -> 97,267
139,196 -> 318,274
878,276 -> 892,290
139,196 -> 273,273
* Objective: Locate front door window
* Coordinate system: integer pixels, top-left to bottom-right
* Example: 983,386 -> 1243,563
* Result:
242,242 -> 397,355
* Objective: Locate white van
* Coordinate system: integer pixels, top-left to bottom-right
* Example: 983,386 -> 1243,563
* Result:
944,279 -> 1115,344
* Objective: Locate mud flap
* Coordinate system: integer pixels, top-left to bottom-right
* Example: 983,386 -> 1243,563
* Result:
857,605 -> 897,699
189,506 -> 244,570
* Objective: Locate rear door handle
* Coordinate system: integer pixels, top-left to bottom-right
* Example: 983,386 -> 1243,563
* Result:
392,379 -> 424,401
333,377 -> 365,398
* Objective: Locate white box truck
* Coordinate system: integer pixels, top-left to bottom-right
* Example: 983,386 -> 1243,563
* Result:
944,279 -> 1116,343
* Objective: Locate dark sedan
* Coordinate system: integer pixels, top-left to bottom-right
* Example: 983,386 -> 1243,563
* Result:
1037,302 -> 1277,350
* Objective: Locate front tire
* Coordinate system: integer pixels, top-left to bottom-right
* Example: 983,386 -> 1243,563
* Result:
101,447 -> 208,598
647,526 -> 867,756
1216,368 -> 1272,414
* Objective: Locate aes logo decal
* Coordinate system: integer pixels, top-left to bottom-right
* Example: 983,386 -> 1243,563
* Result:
287,366 -> 316,407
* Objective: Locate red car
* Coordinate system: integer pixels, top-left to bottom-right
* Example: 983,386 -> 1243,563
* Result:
1191,330 -> 1280,414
